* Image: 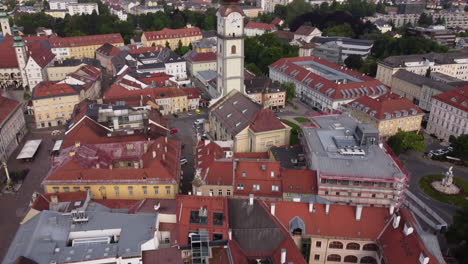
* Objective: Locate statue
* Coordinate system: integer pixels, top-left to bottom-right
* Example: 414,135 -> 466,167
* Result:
442,166 -> 454,187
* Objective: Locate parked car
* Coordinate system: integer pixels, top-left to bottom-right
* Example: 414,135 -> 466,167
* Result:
170,129 -> 178,134
188,112 -> 193,116
180,158 -> 188,165
447,146 -> 453,152
194,119 -> 205,125
434,149 -> 445,156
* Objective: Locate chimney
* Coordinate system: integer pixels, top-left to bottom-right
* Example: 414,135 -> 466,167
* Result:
50,195 -> 58,203
309,202 -> 314,213
144,143 -> 148,153
325,203 -> 330,215
355,205 -> 363,221
109,164 -> 113,170
162,153 -> 165,160
280,248 -> 286,264
152,151 -> 156,158
165,146 -> 167,153
419,253 -> 429,264
392,216 -> 401,229
228,229 -> 232,240
165,137 -> 167,143
249,194 -> 254,206
75,141 -> 80,147
389,204 -> 395,215
270,203 -> 276,216
96,163 -> 100,169
403,224 -> 414,236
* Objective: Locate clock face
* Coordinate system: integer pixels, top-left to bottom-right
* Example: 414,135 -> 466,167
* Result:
230,18 -> 239,24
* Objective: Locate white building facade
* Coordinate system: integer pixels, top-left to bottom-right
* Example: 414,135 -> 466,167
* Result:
0,97 -> 26,162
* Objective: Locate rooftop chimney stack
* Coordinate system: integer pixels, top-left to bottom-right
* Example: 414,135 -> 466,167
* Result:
355,205 -> 363,221
280,248 -> 286,264
271,203 -> 276,216
309,202 -> 314,213
393,216 -> 401,229
249,194 -> 254,206
228,229 -> 232,240
325,203 -> 330,215
152,151 -> 156,158
403,224 -> 414,236
419,253 -> 429,264
389,204 -> 395,215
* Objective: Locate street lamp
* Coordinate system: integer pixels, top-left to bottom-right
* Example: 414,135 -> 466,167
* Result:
2,161 -> 11,185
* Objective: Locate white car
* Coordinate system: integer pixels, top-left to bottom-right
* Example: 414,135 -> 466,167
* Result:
180,158 -> 188,165
194,119 -> 205,125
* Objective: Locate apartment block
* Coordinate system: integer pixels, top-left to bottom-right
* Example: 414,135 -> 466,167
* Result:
141,27 -> 202,50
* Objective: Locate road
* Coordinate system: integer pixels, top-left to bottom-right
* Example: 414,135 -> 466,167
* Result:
400,151 -> 468,224
167,111 -> 208,194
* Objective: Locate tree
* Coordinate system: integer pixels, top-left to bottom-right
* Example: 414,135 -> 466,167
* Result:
344,54 -> 363,70
435,17 -> 445,25
387,130 -> 426,155
165,41 -> 170,48
5,0 -> 18,11
323,23 -> 355,38
425,67 -> 431,77
446,206 -> 468,262
450,134 -> 468,161
43,0 -> 50,9
376,2 -> 386,13
246,63 -> 262,77
418,13 -> 433,27
282,82 -> 296,102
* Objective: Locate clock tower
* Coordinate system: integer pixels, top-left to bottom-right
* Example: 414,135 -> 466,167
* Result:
216,0 -> 245,97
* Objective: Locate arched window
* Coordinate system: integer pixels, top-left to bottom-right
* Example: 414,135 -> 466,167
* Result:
344,255 -> 358,263
327,254 -> 341,262
329,241 -> 344,249
360,256 -> 377,264
362,243 -> 379,251
346,243 -> 360,250
292,228 -> 302,235
231,45 -> 236,54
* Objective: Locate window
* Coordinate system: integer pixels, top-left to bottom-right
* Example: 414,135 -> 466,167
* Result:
327,254 -> 341,262
84,186 -> 90,192
165,186 -> 171,195
362,243 -> 378,251
346,243 -> 360,250
227,189 -> 231,196
213,212 -> 223,226
209,189 -> 214,196
360,256 -> 377,264
142,186 -> 148,195
218,189 -> 223,196
73,187 -> 80,192
344,255 -> 358,263
329,241 -> 344,249
314,255 -> 320,261
316,241 -> 322,248
270,171 -> 275,178
231,45 -> 236,54
242,170 -> 246,177
190,210 -> 208,225
114,186 -> 120,196
213,233 -> 223,241
237,184 -> 244,190
154,186 -> 159,194
253,184 -> 260,191
325,191 -> 329,195
272,185 -> 279,191
128,186 -> 134,196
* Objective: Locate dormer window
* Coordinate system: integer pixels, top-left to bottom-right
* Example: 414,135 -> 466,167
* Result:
242,170 -> 246,177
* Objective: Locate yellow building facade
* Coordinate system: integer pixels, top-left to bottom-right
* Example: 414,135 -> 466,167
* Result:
141,28 -> 202,50
32,82 -> 80,128
50,34 -> 125,59
43,183 -> 178,200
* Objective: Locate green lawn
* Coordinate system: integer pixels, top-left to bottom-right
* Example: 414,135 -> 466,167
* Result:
293,117 -> 310,124
281,119 -> 302,145
418,174 -> 468,207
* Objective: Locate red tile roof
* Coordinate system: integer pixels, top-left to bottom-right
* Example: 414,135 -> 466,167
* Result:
127,45 -> 165,54
233,152 -> 269,159
143,27 -> 202,41
0,35 -> 18,68
267,201 -> 391,239
270,56 -> 388,100
281,169 -> 317,194
26,42 -> 55,68
185,51 -> 217,62
49,34 -> 124,48
142,248 -> 183,264
0,96 -> 20,125
379,209 -> 440,264
271,17 -> 283,26
138,72 -> 172,86
245,21 -> 276,31
249,108 -> 286,133
182,88 -> 201,99
433,85 -> 468,112
176,195 -> 229,245
234,160 -> 282,197
349,93 -> 424,120
31,191 -> 88,211
32,81 -> 78,99
202,161 -> 234,186
43,138 -> 181,185
96,43 -> 121,57
104,84 -> 185,100
22,35 -> 50,44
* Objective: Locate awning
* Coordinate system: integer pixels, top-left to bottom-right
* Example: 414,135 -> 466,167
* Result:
52,140 -> 63,152
16,140 -> 42,160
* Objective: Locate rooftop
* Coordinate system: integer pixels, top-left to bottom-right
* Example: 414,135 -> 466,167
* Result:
269,145 -> 306,169
245,21 -> 276,31
303,114 -> 407,181
348,93 -> 424,121
32,81 -> 78,100
433,85 -> 468,111
393,69 -> 458,93
50,33 -> 124,48
143,27 -> 202,41
0,96 -> 20,126
244,78 -> 284,94
380,52 -> 468,68
270,56 -> 388,101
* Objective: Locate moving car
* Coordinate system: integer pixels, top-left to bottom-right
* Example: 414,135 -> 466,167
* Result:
180,158 -> 188,165
170,129 -> 178,134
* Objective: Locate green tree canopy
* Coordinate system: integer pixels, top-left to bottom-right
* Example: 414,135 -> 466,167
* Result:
418,13 -> 433,27
323,23 -> 355,38
282,82 -> 296,102
344,54 -> 363,70
451,134 -> 468,161
387,130 -> 426,155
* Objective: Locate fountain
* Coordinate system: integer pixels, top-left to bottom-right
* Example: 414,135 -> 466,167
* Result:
431,167 -> 461,195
